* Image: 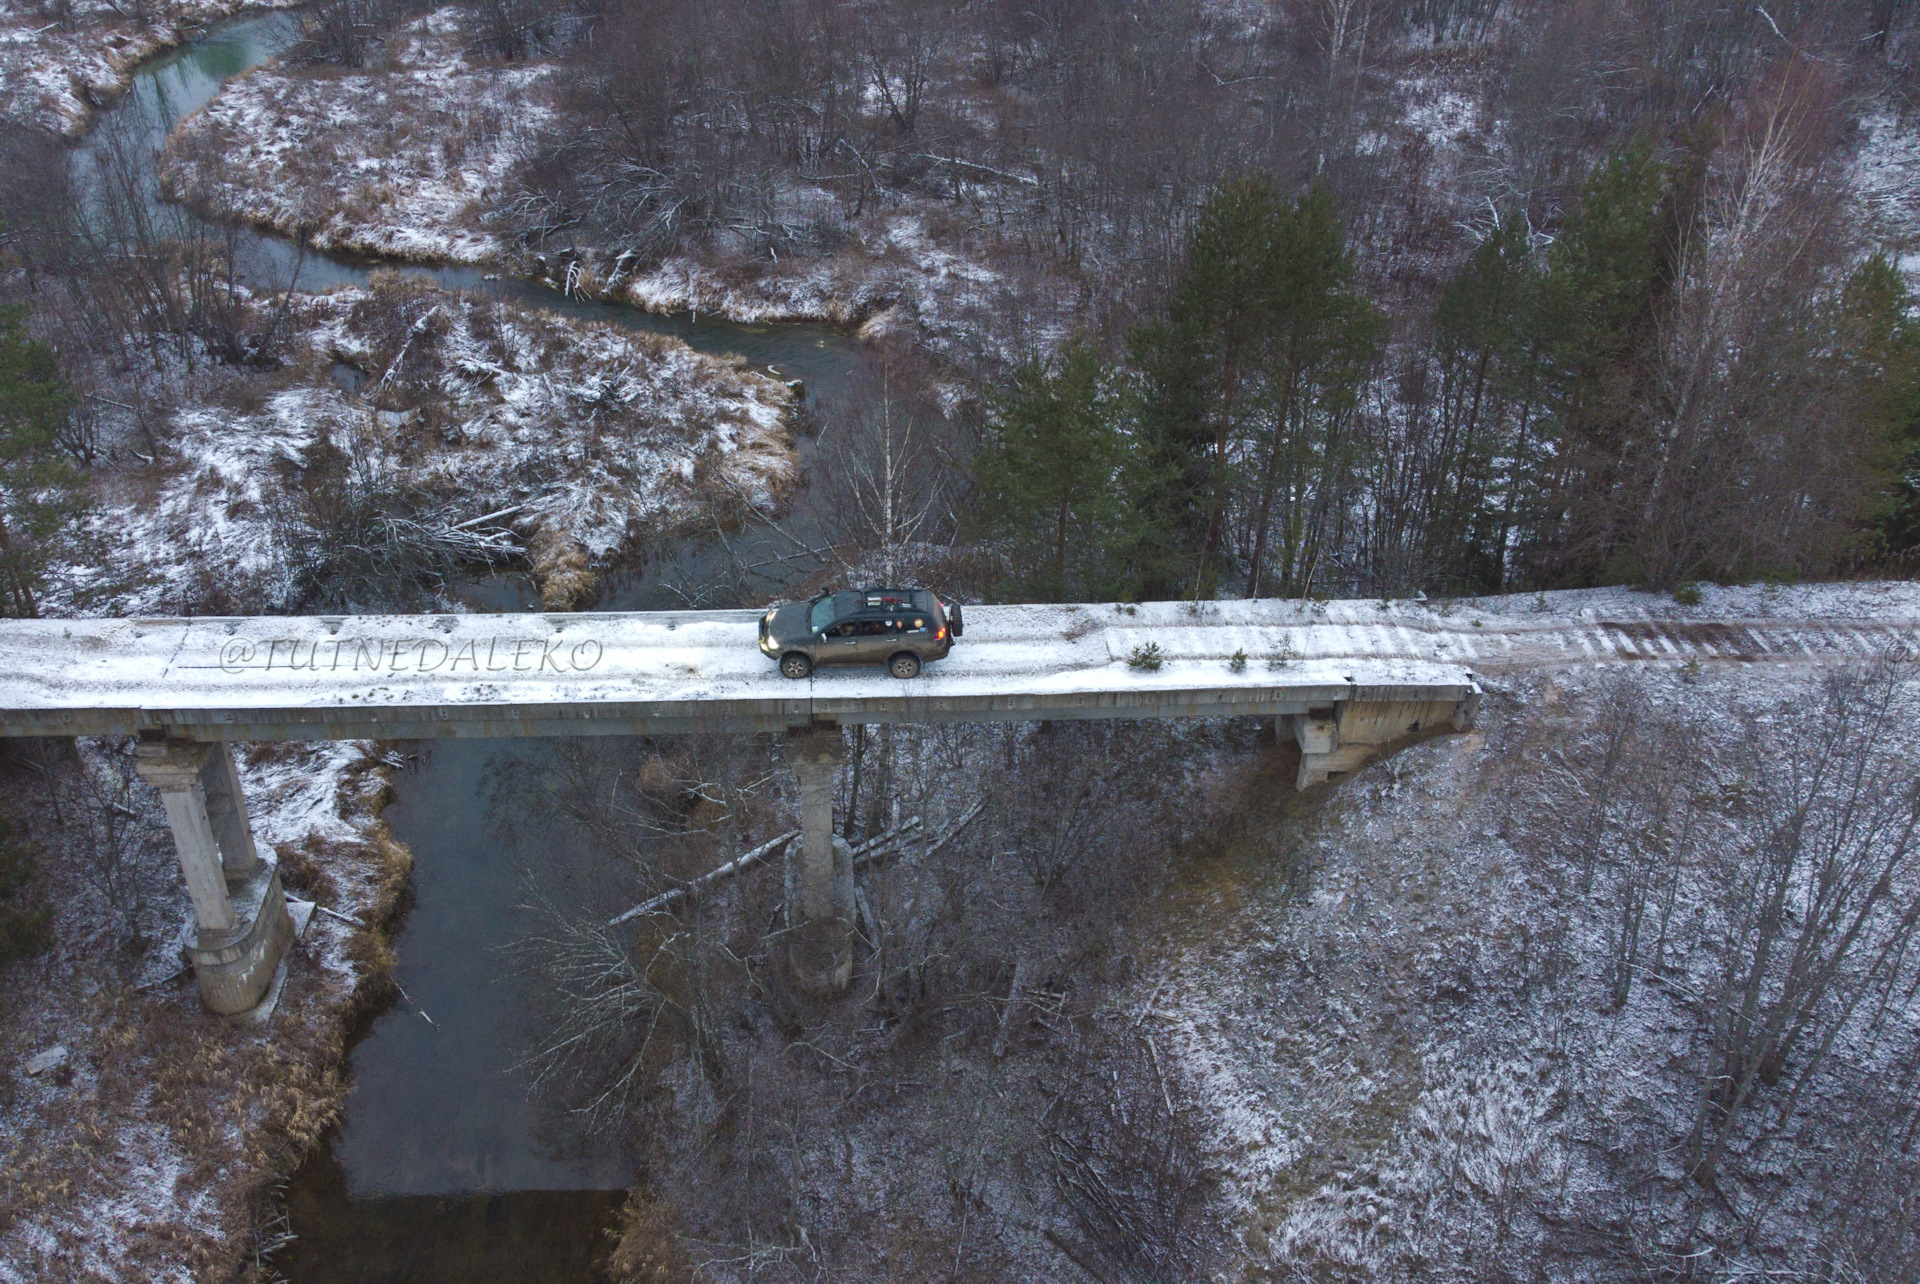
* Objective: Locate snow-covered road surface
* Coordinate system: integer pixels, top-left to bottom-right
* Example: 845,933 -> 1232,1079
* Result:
0,584 -> 1913,741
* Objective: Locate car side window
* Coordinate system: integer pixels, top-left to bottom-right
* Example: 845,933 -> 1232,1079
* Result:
827,622 -> 855,638
856,619 -> 888,636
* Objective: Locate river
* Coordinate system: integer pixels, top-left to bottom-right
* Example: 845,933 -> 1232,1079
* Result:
76,15 -> 863,1280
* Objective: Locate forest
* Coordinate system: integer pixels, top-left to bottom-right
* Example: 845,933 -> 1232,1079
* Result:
1,1 -> 1919,1282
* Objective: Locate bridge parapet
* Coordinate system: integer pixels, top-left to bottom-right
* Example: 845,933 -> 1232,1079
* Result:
0,603 -> 1478,741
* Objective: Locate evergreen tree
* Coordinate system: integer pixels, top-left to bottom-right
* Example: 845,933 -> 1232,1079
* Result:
1834,254 -> 1920,567
974,341 -> 1131,601
0,306 -> 84,617
1238,185 -> 1383,598
1130,177 -> 1380,599
1528,142 -> 1668,585
1130,175 -> 1289,597
1425,213 -> 1542,592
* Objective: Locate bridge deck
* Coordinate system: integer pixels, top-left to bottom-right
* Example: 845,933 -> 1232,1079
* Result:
1,586 -> 1913,741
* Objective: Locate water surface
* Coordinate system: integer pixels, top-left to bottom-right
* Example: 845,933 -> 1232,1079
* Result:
82,17 -> 864,1280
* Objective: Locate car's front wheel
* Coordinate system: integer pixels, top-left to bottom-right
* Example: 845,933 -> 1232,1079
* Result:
888,652 -> 922,680
780,652 -> 813,679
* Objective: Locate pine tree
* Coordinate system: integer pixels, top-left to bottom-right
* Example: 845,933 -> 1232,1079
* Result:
1834,254 -> 1920,567
1130,177 -> 1380,599
973,341 -> 1130,602
1426,213 -> 1542,592
1239,185 -> 1383,598
1130,175 -> 1291,597
0,306 -> 84,618
1527,143 -> 1668,585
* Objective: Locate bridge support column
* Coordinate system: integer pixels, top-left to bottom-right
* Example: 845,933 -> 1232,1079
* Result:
136,737 -> 294,1015
783,729 -> 853,995
1288,690 -> 1481,790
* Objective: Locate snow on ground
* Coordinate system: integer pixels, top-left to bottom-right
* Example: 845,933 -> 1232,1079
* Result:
54,280 -> 798,615
157,17 -> 1031,356
0,737 -> 403,1283
1143,648 -> 1920,1278
616,210 -> 1009,335
1849,108 -> 1920,284
160,7 -> 553,264
0,0 -> 289,135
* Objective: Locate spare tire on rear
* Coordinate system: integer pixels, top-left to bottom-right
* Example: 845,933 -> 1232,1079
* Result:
948,604 -> 964,637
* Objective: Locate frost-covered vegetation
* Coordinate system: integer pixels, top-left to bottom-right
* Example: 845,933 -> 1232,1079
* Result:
1158,655 -> 1920,1281
0,0 -> 294,134
3,0 -> 1920,1279
0,738 -> 407,1283
158,0 -> 1920,597
62,275 -> 796,613
161,8 -> 552,263
484,631 -> 1920,1283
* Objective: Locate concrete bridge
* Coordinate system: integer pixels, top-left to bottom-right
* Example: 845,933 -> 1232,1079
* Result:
2,589 -> 1913,1009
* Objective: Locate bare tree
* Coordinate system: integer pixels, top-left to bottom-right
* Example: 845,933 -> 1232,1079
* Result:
819,342 -> 959,580
1687,655 -> 1920,1185
1041,1020 -> 1222,1281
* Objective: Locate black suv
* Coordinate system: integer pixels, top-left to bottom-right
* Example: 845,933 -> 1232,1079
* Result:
759,588 -> 964,679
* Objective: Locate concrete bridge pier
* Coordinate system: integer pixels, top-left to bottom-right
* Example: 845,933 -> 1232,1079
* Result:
1287,691 -> 1482,791
782,728 -> 854,995
135,736 -> 295,1015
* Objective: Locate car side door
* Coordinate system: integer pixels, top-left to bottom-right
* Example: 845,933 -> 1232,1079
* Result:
819,619 -> 861,664
850,616 -> 895,664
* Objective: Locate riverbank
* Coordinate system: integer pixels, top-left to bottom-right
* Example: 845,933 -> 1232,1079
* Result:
51,274 -> 799,615
158,8 -> 553,264
0,738 -> 411,1283
157,7 -> 1028,360
0,0 -> 295,135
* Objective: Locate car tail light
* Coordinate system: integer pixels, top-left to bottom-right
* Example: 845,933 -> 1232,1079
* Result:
936,625 -> 946,640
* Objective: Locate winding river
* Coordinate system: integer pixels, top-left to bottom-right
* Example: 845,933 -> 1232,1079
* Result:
77,16 -> 862,1279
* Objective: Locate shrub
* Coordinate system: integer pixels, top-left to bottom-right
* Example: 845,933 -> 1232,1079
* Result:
0,819 -> 51,964
1674,581 -> 1704,606
1127,642 -> 1164,671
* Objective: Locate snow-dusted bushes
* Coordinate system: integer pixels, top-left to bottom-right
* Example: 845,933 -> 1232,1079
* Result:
160,8 -> 553,265
492,715 -> 1257,1279
1521,658 -> 1920,1192
1165,657 -> 1920,1283
62,274 -> 797,614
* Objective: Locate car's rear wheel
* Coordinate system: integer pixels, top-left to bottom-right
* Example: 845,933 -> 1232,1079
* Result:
780,652 -> 813,679
888,651 -> 922,680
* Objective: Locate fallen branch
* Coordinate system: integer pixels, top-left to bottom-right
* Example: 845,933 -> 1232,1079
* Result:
880,799 -> 988,868
371,304 -> 442,396
911,153 -> 1040,187
451,504 -> 526,531
606,798 -> 989,927
607,828 -> 799,926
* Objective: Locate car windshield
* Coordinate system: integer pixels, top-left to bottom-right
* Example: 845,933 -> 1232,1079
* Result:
808,595 -> 840,633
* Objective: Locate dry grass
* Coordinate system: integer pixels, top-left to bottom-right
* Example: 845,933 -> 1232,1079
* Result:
0,741 -> 413,1284
605,1188 -> 694,1284
529,526 -> 598,611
